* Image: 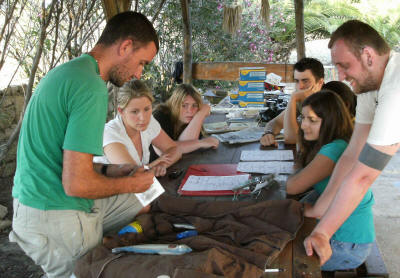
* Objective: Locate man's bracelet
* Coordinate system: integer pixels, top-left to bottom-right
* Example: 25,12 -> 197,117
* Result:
101,164 -> 108,176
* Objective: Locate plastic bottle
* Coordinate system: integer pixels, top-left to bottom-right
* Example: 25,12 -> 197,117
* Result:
118,220 -> 143,235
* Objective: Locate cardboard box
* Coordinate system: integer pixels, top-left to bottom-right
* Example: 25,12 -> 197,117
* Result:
238,81 -> 265,92
238,91 -> 264,102
229,93 -> 240,104
239,67 -> 266,81
238,101 -> 265,108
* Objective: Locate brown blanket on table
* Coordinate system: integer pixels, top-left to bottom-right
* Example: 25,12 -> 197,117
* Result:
74,196 -> 303,278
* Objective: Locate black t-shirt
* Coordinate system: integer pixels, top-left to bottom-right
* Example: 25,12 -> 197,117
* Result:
153,105 -> 175,139
149,104 -> 201,162
150,105 -> 176,162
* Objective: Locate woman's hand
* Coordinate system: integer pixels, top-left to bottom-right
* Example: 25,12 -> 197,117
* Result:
149,152 -> 174,168
150,163 -> 167,177
198,103 -> 211,117
201,136 -> 219,149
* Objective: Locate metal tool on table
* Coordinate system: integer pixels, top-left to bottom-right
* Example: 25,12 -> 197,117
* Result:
232,173 -> 276,200
265,268 -> 284,272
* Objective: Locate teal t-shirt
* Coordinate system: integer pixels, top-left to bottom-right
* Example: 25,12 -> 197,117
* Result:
314,139 -> 375,244
13,54 -> 108,212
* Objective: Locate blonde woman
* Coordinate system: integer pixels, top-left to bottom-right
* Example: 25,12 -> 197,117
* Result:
94,80 -> 181,177
150,84 -> 219,161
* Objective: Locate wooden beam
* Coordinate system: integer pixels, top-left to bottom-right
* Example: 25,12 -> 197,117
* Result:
180,0 -> 192,84
192,62 -> 294,82
294,0 -> 305,60
101,0 -> 132,21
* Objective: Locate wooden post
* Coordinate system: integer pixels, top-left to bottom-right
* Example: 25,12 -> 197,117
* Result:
180,0 -> 192,84
101,0 -> 132,21
294,0 -> 305,60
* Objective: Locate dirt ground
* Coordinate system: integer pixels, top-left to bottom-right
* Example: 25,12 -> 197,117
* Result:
0,177 -> 44,278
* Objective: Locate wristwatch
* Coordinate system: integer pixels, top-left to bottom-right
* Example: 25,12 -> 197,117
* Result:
101,164 -> 108,176
263,128 -> 275,136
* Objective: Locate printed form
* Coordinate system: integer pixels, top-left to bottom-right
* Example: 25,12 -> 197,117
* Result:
240,150 -> 294,161
237,161 -> 294,174
181,174 -> 250,191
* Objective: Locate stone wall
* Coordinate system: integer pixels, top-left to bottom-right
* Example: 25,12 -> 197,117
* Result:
0,85 -> 26,177
0,84 -> 118,178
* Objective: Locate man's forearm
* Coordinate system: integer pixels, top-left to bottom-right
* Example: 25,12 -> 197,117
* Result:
283,98 -> 299,143
63,151 -> 153,199
264,113 -> 284,135
309,123 -> 372,218
313,165 -> 379,238
93,163 -> 137,177
64,170 -> 149,199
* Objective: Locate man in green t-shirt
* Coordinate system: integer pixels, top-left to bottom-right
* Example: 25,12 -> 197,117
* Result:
10,12 -> 159,278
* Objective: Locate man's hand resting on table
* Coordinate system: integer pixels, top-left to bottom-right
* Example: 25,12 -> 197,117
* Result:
260,133 -> 277,147
304,231 -> 332,266
302,203 -> 333,266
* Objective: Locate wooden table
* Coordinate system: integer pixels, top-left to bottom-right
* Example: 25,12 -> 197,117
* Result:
158,115 -> 322,277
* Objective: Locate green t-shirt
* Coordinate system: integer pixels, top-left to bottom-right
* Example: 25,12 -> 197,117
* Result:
13,54 -> 108,212
314,139 -> 375,244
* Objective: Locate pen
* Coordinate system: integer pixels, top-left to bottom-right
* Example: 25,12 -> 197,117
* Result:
264,268 -> 283,272
128,165 -> 151,176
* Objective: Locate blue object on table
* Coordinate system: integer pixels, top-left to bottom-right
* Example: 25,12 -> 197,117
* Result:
118,221 -> 143,235
111,244 -> 192,255
176,230 -> 198,239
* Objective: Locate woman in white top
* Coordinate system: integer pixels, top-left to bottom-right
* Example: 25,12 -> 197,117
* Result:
94,80 -> 181,177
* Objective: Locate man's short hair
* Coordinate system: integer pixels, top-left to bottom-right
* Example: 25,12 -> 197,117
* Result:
294,57 -> 324,81
328,20 -> 390,59
97,11 -> 159,52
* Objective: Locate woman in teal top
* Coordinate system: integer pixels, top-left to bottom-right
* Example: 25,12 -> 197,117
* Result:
286,90 -> 375,271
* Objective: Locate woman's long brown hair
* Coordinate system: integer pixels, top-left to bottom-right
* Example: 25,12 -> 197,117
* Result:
297,90 -> 354,167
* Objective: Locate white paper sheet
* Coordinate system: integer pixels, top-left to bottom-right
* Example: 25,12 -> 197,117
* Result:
240,150 -> 294,161
135,177 -> 165,207
214,127 -> 265,144
203,122 -> 229,133
237,161 -> 294,174
204,122 -> 259,134
181,174 -> 250,191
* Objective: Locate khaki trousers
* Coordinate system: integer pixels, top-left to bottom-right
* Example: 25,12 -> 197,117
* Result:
9,194 -> 142,278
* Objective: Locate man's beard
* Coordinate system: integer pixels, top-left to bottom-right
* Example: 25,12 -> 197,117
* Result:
353,66 -> 379,94
108,65 -> 126,87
